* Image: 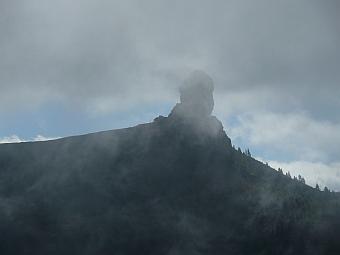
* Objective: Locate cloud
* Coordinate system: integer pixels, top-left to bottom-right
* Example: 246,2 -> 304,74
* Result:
33,135 -> 60,142
0,135 -> 59,144
265,159 -> 340,192
0,0 -> 339,116
226,111 -> 340,163
0,135 -> 23,144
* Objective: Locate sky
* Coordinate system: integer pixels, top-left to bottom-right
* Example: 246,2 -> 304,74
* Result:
1,0 -> 339,190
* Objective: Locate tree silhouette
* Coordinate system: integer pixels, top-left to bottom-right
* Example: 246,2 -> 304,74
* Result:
324,186 -> 330,193
315,183 -> 320,191
244,148 -> 251,157
298,175 -> 306,184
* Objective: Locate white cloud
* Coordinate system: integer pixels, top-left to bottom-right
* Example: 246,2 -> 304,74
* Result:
0,135 -> 23,144
33,135 -> 60,142
218,107 -> 340,191
0,135 -> 60,144
265,159 -> 340,192
226,111 -> 340,162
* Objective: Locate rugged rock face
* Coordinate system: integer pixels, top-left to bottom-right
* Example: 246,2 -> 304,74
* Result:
166,71 -> 228,142
169,70 -> 214,119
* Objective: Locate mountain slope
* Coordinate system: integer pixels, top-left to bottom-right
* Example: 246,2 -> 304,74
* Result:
1,72 -> 340,255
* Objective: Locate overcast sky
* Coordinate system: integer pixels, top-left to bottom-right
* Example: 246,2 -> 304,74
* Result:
1,0 -> 339,189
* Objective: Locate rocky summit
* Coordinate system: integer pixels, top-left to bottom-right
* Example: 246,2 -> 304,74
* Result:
170,70 -> 214,118
1,72 -> 340,255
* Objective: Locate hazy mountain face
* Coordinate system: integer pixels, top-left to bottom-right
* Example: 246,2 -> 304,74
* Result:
1,72 -> 340,255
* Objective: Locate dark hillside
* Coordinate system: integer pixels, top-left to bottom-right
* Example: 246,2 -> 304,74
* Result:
1,72 -> 340,254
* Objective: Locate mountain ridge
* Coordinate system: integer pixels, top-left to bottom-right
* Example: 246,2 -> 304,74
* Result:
1,71 -> 340,255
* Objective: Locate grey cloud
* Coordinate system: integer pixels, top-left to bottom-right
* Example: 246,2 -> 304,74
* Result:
1,0 -> 339,115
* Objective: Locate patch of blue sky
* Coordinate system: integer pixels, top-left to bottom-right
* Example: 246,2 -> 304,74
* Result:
0,101 -> 174,141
